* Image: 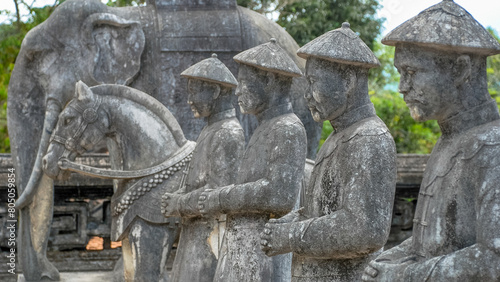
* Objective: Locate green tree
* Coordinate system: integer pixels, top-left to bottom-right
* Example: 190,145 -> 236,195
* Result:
0,1 -> 65,153
275,0 -> 383,49
236,0 -> 277,14
238,0 -> 383,49
487,27 -> 500,106
104,0 -> 145,7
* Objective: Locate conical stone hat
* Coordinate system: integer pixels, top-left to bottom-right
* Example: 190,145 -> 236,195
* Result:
297,22 -> 380,68
233,38 -> 302,77
382,0 -> 500,56
181,54 -> 238,88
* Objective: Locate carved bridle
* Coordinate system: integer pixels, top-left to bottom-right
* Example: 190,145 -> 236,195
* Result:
49,95 -> 107,159
48,94 -> 197,216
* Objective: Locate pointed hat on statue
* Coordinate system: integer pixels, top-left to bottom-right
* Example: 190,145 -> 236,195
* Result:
181,54 -> 238,88
382,0 -> 500,56
297,22 -> 380,68
233,38 -> 303,77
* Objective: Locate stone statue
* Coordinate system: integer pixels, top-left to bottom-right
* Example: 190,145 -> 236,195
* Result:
362,1 -> 500,281
161,54 -> 245,282
260,23 -> 397,281
8,0 -> 318,279
42,81 -> 196,281
197,39 -> 307,281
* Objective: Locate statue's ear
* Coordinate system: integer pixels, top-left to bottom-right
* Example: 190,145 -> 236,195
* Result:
213,84 -> 221,100
75,81 -> 94,102
81,13 -> 145,86
340,66 -> 357,98
454,55 -> 471,87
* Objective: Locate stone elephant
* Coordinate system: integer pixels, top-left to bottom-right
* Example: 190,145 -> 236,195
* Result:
8,0 -> 319,280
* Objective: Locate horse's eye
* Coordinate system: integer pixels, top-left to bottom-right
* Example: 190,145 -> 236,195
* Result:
64,118 -> 73,126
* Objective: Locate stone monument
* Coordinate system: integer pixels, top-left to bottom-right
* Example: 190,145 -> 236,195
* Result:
161,54 -> 245,282
197,39 -> 307,281
260,23 -> 397,281
362,1 -> 500,281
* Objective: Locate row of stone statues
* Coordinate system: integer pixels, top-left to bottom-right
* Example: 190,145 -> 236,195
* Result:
12,0 -> 500,280
159,0 -> 500,281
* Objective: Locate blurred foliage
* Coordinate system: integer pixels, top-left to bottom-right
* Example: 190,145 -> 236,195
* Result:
0,1 -> 65,153
238,0 -> 383,49
236,0 -> 277,14
104,0 -> 146,7
487,27 -> 500,105
275,0 -> 383,49
370,91 -> 441,154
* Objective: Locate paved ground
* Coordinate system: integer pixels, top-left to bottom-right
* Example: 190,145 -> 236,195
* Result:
17,272 -> 115,282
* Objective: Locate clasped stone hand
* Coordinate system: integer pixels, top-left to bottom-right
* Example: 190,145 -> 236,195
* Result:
361,256 -> 416,281
260,220 -> 293,257
198,188 -> 222,216
161,192 -> 181,217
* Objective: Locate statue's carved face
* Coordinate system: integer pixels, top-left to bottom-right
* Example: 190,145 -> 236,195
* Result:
187,79 -> 217,118
394,44 -> 457,122
305,58 -> 348,122
235,65 -> 268,115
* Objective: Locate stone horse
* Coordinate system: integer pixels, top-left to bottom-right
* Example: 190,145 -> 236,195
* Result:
42,81 -> 196,281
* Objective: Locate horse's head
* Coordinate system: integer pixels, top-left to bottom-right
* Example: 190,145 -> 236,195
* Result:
43,81 -> 110,179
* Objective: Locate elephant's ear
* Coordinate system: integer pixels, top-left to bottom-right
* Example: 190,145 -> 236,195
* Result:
81,13 -> 145,86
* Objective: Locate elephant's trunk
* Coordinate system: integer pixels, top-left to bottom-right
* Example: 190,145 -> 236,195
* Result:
16,100 -> 61,209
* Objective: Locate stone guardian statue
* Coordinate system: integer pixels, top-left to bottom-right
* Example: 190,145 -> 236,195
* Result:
198,39 -> 308,281
161,54 -> 245,282
362,1 -> 500,281
260,23 -> 397,281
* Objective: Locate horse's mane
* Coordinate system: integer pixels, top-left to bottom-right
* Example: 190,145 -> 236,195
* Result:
90,84 -> 187,146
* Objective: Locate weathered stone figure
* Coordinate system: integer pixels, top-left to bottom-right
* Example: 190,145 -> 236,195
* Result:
362,1 -> 500,281
161,54 -> 245,282
197,39 -> 307,281
260,23 -> 397,281
42,82 -> 197,281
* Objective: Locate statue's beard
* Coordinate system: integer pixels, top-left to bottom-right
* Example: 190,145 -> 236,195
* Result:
407,104 -> 427,122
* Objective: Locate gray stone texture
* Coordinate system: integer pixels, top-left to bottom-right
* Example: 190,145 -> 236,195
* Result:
197,42 -> 307,281
363,1 -> 500,281
7,0 -> 319,280
161,56 -> 245,282
260,24 -> 397,282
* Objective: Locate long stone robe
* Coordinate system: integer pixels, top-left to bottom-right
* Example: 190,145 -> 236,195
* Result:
374,100 -> 500,281
286,104 -> 397,281
214,103 -> 307,282
171,109 -> 245,282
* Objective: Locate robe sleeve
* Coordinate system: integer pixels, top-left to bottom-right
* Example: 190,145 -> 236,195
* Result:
285,133 -> 397,259
178,125 -> 245,217
218,120 -> 307,216
403,164 -> 500,281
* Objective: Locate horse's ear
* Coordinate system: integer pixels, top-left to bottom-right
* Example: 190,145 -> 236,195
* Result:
75,80 -> 94,102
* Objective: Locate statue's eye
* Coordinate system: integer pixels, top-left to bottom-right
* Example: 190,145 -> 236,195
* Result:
407,68 -> 416,75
